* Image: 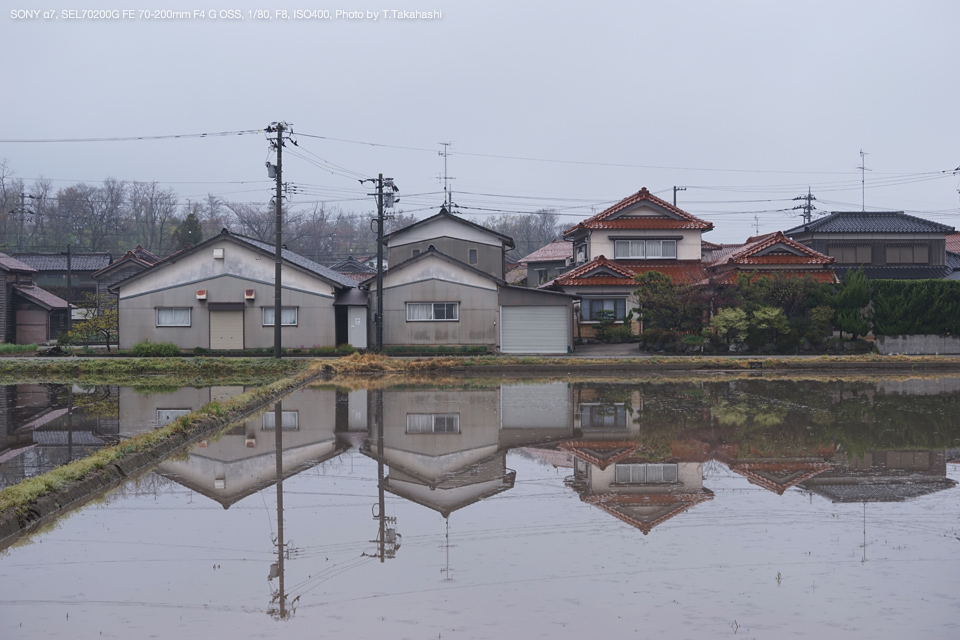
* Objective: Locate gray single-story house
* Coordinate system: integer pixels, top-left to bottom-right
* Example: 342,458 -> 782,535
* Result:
110,229 -> 363,350
364,245 -> 576,354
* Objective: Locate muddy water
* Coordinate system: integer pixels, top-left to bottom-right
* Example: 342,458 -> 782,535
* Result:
1,377 -> 959,638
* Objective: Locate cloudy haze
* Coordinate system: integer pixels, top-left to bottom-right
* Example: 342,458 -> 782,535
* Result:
4,0 -> 958,244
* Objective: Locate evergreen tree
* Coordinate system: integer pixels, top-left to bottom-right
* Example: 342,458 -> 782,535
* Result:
172,212 -> 204,249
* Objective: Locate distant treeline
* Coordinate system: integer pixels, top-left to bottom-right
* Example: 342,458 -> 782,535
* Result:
0,161 -> 563,262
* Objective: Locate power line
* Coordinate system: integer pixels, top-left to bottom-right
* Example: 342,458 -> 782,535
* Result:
0,130 -> 264,143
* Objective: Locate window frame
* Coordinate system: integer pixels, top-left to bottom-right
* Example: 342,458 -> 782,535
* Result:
156,307 -> 192,327
613,239 -> 678,260
262,410 -> 300,430
579,403 -> 628,429
261,306 -> 299,327
580,298 -> 627,323
405,302 -> 460,322
614,463 -> 679,485
406,413 -> 461,433
468,248 -> 478,264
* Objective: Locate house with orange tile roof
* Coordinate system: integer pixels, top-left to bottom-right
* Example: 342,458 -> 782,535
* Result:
518,239 -> 573,286
706,231 -> 836,285
544,188 -> 714,336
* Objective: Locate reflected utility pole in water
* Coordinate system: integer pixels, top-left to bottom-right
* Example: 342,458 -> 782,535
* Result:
365,389 -> 401,561
268,401 -> 292,619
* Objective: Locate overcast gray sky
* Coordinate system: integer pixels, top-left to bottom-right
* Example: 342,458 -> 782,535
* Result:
3,0 -> 958,243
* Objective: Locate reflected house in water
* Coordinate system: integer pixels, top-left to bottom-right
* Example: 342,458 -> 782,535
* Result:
146,387 -> 348,508
0,384 -> 119,488
799,449 -> 957,503
363,388 -> 515,517
561,385 -> 714,534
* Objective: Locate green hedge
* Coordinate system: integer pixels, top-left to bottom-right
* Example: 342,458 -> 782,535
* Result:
129,340 -> 181,357
872,280 -> 960,335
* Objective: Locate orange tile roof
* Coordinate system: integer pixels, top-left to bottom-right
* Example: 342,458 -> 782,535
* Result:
558,440 -> 640,470
518,239 -> 572,264
729,462 -> 834,495
550,256 -> 709,287
583,491 -> 714,535
947,232 -> 960,253
709,231 -> 834,267
564,188 -> 714,236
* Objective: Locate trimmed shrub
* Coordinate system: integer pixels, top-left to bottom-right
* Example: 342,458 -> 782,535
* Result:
130,340 -> 181,357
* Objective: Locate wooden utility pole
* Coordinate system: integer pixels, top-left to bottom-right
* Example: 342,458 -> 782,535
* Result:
266,122 -> 286,359
673,186 -> 686,207
375,174 -> 384,352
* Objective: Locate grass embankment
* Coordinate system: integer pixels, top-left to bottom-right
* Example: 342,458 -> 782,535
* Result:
0,356 -> 306,387
0,360 -> 324,518
323,351 -> 960,374
0,343 -> 37,355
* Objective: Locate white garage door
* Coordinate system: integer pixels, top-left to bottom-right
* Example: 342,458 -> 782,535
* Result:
500,306 -> 569,354
210,310 -> 244,350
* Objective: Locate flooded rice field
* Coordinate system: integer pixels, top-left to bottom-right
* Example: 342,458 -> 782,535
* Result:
1,376 -> 959,638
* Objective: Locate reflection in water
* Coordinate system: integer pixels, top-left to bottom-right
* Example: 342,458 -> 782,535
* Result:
0,384 -> 120,489
2,376 -> 960,637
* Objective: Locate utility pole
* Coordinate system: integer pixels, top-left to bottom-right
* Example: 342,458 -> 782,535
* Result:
362,175 -> 398,352
792,187 -> 818,224
672,186 -> 686,207
274,400 -> 286,617
66,244 -> 73,336
857,150 -> 871,211
14,193 -> 35,253
265,122 -> 290,359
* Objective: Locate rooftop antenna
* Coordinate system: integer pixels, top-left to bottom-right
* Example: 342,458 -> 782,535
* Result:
753,215 -> 760,236
857,150 -> 871,211
438,142 -> 455,211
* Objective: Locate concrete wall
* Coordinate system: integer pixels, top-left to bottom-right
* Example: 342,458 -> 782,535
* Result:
587,228 -> 703,261
588,461 -> 703,493
876,334 -> 960,355
388,237 -> 503,279
387,216 -> 507,278
371,254 -> 499,346
117,240 -> 340,349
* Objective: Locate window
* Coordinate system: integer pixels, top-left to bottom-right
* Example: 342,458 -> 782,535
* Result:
581,298 -> 626,322
536,268 -> 549,284
262,411 -> 299,430
406,413 -> 460,433
580,404 -> 627,428
412,249 -> 421,257
406,302 -> 459,321
615,463 -> 679,484
614,239 -> 677,259
827,245 -> 872,264
156,308 -> 191,327
157,409 -> 192,427
469,248 -> 478,264
886,245 -> 929,264
262,307 -> 298,326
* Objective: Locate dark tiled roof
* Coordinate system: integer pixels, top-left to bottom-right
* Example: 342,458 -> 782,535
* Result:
331,256 -> 376,273
235,235 -> 358,288
785,212 -> 956,235
946,251 -> 960,271
91,251 -> 153,277
14,252 -> 112,272
799,479 -> 956,503
13,285 -> 70,310
131,244 -> 160,264
518,240 -> 572,264
833,265 -> 953,281
0,252 -> 38,273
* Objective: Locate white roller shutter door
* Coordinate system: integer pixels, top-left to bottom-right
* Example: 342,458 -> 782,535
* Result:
500,306 -> 568,354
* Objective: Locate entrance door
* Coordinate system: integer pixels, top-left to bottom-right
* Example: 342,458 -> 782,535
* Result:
210,310 -> 244,349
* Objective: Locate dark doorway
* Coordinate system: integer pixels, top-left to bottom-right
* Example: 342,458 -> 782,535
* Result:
335,305 -> 348,346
